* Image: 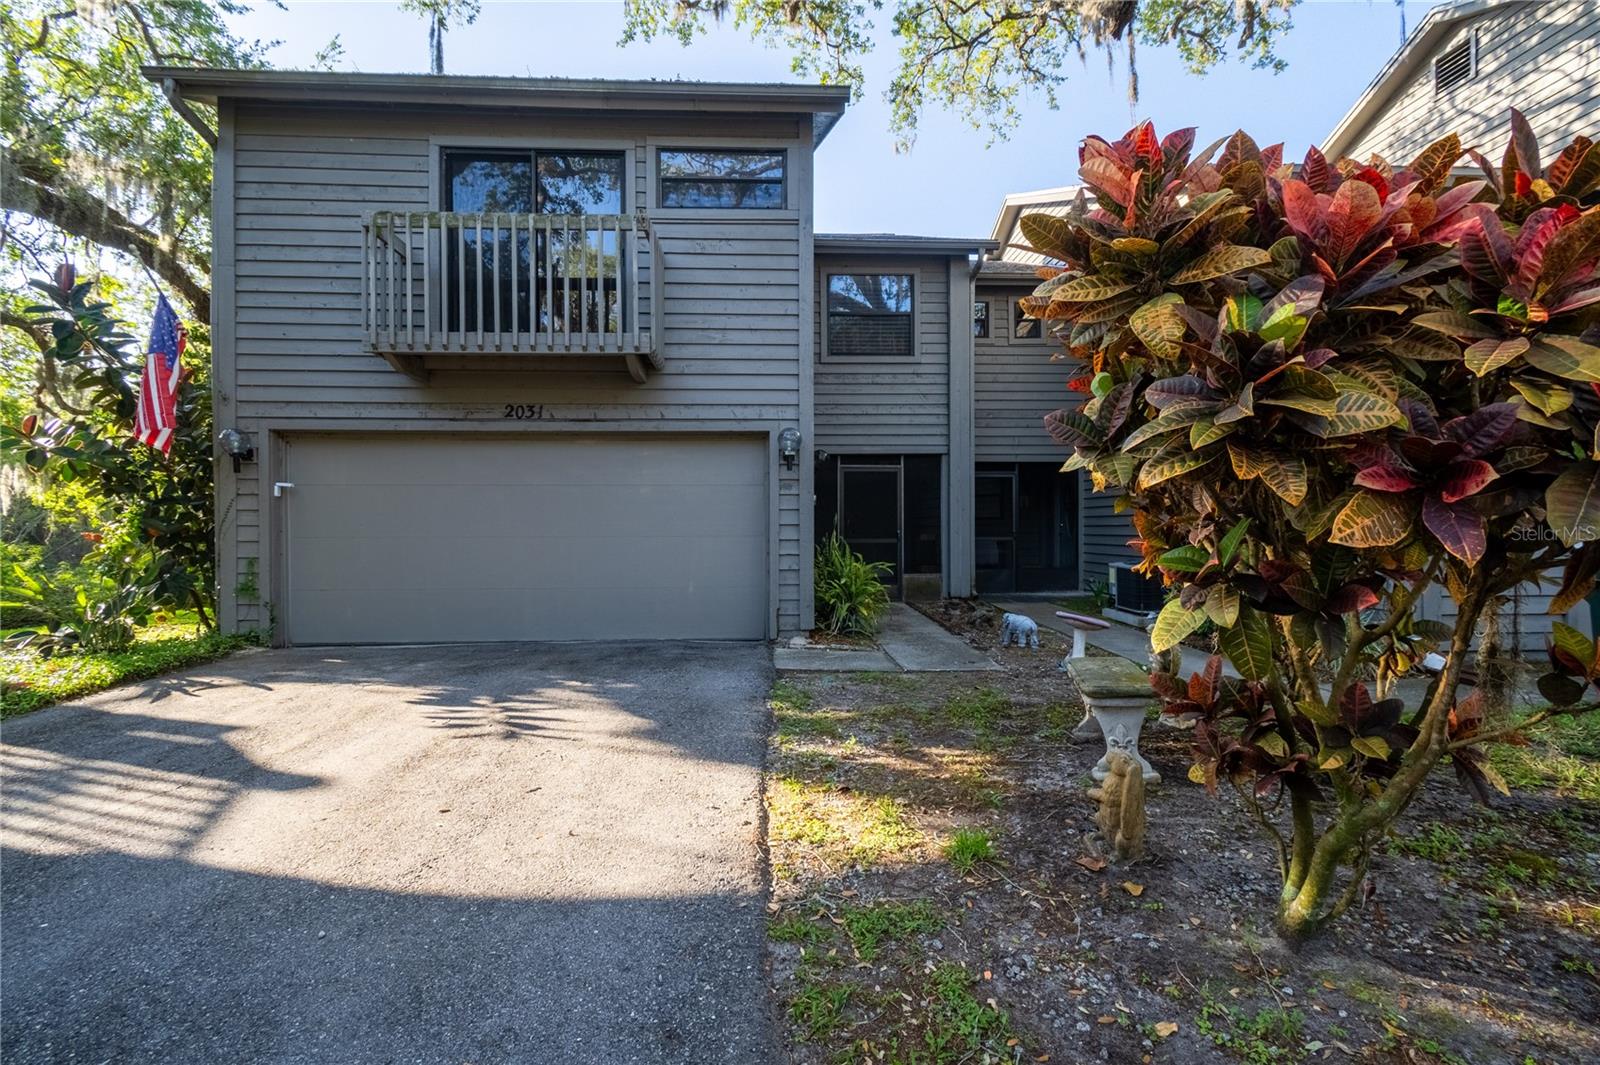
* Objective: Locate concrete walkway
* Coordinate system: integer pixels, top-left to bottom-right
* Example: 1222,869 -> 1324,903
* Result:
991,598 -> 1231,677
775,604 -> 1000,672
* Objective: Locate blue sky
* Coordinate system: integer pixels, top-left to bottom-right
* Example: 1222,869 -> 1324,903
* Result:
226,1 -> 1449,237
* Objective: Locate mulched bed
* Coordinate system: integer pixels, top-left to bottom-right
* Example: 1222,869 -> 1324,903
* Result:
766,599 -> 1600,1065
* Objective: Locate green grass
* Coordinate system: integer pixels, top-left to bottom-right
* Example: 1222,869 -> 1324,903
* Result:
1194,991 -> 1309,1065
1057,594 -> 1103,615
1388,822 -> 1464,862
838,899 -> 944,962
943,827 -> 997,874
1489,713 -> 1600,800
770,910 -> 833,946
789,978 -> 852,1041
938,687 -> 1011,734
913,964 -> 1013,1061
2,627 -> 259,717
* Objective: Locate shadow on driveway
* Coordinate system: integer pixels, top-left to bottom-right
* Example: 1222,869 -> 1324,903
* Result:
2,640 -> 775,1064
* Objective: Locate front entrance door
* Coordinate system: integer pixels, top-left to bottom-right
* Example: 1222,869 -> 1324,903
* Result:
975,470 -> 1017,594
976,464 -> 1079,593
838,463 -> 902,597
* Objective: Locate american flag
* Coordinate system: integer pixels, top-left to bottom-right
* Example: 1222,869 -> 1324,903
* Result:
134,295 -> 187,455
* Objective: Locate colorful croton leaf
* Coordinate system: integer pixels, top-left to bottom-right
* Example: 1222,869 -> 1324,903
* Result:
1025,114 -> 1600,941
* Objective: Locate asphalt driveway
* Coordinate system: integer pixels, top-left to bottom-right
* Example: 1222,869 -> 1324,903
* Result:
1,641 -> 775,1064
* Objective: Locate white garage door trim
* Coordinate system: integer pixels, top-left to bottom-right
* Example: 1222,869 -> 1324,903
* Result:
279,432 -> 771,645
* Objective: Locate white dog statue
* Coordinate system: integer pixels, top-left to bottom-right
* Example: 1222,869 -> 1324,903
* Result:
999,612 -> 1040,649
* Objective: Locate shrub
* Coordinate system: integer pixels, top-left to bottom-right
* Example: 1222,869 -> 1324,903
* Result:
1,269 -> 216,624
1021,113 -> 1600,939
3,560 -> 157,654
815,531 -> 892,636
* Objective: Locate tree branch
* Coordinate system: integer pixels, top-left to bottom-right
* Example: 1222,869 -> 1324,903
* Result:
1447,700 -> 1600,752
2,310 -> 52,354
1,158 -> 210,321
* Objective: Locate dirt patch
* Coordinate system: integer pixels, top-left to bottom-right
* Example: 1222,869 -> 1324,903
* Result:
765,600 -> 1600,1065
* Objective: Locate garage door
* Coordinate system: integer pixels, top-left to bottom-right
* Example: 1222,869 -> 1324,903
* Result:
283,434 -> 768,644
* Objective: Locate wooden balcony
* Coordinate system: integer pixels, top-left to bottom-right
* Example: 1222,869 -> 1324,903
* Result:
361,210 -> 663,381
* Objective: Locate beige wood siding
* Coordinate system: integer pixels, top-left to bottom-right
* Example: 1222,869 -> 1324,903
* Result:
1340,2 -> 1600,164
222,104 -> 810,636
813,255 -> 951,453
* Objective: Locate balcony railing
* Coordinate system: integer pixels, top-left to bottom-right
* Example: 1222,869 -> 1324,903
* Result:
361,210 -> 663,377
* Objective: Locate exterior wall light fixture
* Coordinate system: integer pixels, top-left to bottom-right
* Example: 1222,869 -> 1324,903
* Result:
218,428 -> 255,472
778,427 -> 802,471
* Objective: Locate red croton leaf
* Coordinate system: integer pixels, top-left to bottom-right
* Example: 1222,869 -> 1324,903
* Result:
1447,689 -> 1485,740
1325,582 -> 1382,615
1325,180 -> 1383,266
1349,166 -> 1390,201
1281,179 -> 1326,243
1302,146 -> 1332,193
1133,120 -> 1161,166
1437,459 -> 1498,503
1423,494 -> 1487,565
1340,681 -> 1373,726
1354,465 -> 1421,493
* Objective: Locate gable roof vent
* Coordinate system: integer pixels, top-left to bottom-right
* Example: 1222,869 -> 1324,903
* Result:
1433,33 -> 1477,93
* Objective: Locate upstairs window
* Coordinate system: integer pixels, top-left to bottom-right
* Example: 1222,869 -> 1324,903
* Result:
973,300 -> 990,338
1013,299 -> 1042,340
659,149 -> 785,208
1433,33 -> 1477,93
827,274 -> 914,357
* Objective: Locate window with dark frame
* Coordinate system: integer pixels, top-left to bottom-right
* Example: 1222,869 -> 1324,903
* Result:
442,149 -> 625,335
1013,299 -> 1042,340
827,274 -> 914,357
973,300 -> 989,338
659,149 -> 786,208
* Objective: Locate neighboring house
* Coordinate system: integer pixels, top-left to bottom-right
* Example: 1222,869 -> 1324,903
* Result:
1323,0 -> 1598,167
152,67 -> 1101,646
1322,0 -> 1600,650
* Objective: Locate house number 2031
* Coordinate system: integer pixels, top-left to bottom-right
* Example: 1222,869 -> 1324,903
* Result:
503,404 -> 545,420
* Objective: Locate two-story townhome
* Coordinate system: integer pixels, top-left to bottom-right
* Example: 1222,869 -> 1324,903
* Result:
152,67 -> 1103,646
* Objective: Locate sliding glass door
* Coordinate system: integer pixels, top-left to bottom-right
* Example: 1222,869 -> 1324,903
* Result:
443,150 -> 625,336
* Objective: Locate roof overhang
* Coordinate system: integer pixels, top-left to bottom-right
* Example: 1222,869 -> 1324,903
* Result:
977,260 -> 1044,282
143,66 -> 852,146
1320,0 -> 1502,160
815,233 -> 998,256
987,185 -> 1084,250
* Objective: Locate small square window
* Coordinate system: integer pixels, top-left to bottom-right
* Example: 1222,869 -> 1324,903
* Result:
1013,300 -> 1042,340
973,301 -> 989,338
827,274 -> 914,357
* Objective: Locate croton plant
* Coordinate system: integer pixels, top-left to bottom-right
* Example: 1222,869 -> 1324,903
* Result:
1020,112 -> 1600,939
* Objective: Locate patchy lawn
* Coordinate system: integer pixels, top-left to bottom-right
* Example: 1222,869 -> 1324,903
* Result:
764,604 -> 1600,1065
1,621 -> 259,718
